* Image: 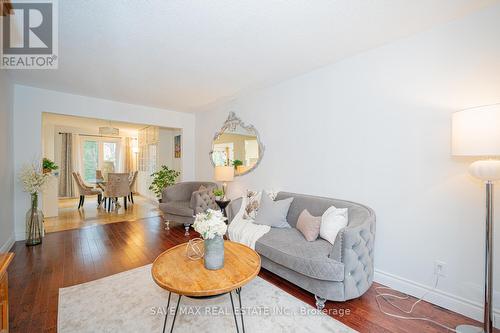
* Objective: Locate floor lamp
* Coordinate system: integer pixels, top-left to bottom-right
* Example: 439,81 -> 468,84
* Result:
452,104 -> 500,333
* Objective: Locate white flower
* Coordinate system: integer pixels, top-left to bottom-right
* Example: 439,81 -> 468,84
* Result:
192,209 -> 227,239
18,163 -> 50,194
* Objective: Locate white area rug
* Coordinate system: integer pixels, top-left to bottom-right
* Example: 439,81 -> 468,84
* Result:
58,265 -> 356,333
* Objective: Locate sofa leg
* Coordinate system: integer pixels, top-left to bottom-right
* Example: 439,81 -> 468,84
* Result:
315,295 -> 326,311
183,224 -> 190,236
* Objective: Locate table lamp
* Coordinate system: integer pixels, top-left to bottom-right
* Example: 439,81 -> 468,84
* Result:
452,103 -> 500,333
214,166 -> 234,199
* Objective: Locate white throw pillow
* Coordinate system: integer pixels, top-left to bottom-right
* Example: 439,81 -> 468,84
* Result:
319,206 -> 348,245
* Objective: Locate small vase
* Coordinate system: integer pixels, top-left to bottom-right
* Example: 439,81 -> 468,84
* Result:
26,193 -> 44,246
204,235 -> 224,270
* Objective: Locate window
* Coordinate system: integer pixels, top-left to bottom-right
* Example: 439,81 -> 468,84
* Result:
212,143 -> 234,166
103,142 -> 117,165
81,138 -> 121,182
83,141 -> 98,182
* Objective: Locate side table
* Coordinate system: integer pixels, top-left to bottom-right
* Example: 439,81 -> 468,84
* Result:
216,199 -> 231,218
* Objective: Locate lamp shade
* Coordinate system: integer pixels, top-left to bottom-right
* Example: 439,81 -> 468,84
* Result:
451,104 -> 500,156
214,166 -> 234,182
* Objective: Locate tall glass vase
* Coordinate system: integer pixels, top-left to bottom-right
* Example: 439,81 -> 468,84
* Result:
26,193 -> 44,246
204,235 -> 224,270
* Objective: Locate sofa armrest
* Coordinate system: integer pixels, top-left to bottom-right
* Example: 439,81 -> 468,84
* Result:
191,189 -> 217,214
162,183 -> 192,202
337,214 -> 375,300
227,197 -> 243,224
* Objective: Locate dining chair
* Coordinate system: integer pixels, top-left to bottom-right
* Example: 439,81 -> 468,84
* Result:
96,170 -> 104,181
95,170 -> 106,191
103,173 -> 130,212
72,172 -> 102,209
128,171 -> 139,204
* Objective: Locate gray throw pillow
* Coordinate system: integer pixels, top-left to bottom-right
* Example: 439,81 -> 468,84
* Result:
253,194 -> 293,228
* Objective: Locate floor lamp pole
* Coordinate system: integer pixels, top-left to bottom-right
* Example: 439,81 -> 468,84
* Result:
484,181 -> 493,333
457,180 -> 495,333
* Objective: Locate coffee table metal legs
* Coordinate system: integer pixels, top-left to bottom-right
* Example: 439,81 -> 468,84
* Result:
162,289 -> 244,333
229,288 -> 245,333
162,292 -> 171,332
162,293 -> 182,333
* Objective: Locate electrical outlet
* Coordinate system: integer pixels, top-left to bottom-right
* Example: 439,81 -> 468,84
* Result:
434,261 -> 447,277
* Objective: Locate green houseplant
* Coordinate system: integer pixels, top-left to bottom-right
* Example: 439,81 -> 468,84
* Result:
149,165 -> 180,201
213,188 -> 224,200
42,158 -> 58,174
232,159 -> 243,169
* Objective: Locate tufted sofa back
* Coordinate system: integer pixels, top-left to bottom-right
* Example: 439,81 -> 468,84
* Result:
275,192 -> 373,229
162,181 -> 217,202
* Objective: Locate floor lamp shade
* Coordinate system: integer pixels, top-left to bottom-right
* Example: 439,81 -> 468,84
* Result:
451,103 -> 500,333
452,104 -> 500,181
452,104 -> 500,157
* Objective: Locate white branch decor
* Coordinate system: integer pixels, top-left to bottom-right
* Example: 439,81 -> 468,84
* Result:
19,162 -> 50,194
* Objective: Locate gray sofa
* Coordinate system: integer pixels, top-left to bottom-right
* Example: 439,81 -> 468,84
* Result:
227,191 -> 375,309
159,182 -> 218,235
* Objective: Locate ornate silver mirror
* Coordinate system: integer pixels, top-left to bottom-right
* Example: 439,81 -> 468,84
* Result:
209,112 -> 265,176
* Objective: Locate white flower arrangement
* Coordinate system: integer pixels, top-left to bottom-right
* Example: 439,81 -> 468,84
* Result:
192,209 -> 227,240
19,163 -> 50,194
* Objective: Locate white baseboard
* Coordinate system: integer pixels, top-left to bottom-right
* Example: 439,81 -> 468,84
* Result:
374,269 -> 500,329
0,234 -> 15,252
15,231 -> 25,241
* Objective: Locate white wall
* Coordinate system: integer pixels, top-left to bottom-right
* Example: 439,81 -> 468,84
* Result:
195,5 -> 500,325
41,122 -> 58,217
13,86 -> 196,240
137,127 -> 181,201
0,72 -> 15,252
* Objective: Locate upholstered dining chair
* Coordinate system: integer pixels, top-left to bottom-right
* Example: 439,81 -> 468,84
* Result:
96,170 -> 104,181
103,173 -> 131,212
128,171 -> 138,204
72,172 -> 102,209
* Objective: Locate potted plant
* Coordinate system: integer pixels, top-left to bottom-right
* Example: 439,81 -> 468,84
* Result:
42,158 -> 58,174
19,162 -> 50,246
149,165 -> 180,202
232,159 -> 243,170
213,188 -> 224,201
192,209 -> 227,270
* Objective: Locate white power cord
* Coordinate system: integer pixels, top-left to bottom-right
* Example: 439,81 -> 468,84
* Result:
375,274 -> 456,332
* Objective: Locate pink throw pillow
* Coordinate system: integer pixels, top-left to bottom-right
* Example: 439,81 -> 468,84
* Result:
296,209 -> 321,242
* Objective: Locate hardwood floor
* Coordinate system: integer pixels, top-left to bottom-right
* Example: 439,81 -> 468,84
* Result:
7,217 -> 494,333
44,195 -> 161,233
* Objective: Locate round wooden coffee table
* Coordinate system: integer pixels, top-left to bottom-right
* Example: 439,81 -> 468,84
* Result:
152,241 -> 261,333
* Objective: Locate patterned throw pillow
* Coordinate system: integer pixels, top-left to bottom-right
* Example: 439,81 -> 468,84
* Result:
244,190 -> 262,220
243,190 -> 280,220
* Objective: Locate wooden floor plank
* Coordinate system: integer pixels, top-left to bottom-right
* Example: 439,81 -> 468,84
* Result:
7,216 -> 496,333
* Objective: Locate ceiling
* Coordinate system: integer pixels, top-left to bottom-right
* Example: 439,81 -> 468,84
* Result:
7,0 -> 499,112
42,113 -> 147,137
